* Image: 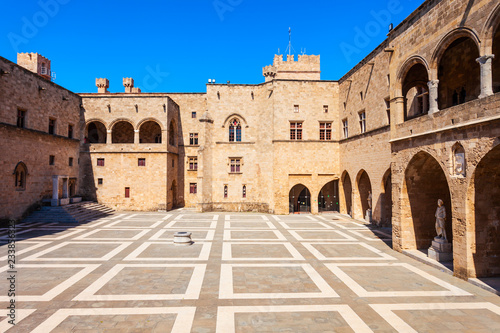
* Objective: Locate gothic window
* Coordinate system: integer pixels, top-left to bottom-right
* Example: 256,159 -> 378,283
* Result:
14,162 -> 27,191
229,118 -> 242,142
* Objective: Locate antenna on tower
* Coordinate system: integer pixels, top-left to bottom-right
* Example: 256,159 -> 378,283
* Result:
285,27 -> 295,56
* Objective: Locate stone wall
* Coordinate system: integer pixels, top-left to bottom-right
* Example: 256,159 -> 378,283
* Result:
0,56 -> 81,220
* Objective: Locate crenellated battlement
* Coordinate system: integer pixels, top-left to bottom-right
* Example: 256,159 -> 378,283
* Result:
262,54 -> 320,82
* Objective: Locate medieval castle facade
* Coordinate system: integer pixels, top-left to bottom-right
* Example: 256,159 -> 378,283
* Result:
1,0 -> 499,280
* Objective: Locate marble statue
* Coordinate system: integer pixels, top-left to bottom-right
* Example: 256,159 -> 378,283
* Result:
435,199 -> 447,241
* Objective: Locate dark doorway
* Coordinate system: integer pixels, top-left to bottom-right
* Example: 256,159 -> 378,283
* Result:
289,184 -> 311,214
318,180 -> 339,213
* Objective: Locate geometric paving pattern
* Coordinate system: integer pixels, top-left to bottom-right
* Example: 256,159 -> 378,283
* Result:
1,211 -> 500,332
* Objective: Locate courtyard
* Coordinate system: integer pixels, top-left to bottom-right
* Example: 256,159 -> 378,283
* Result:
1,210 -> 500,332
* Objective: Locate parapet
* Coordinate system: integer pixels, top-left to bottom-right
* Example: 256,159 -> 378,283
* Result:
263,54 -> 321,82
96,78 -> 109,93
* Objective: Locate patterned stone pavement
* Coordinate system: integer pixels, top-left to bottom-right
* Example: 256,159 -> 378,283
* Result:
1,210 -> 500,332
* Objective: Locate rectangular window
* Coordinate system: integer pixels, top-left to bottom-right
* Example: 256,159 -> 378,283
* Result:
230,158 -> 241,173
294,105 -> 299,113
323,105 -> 328,113
190,183 -> 197,194
97,158 -> 105,167
189,133 -> 199,145
342,119 -> 348,139
49,155 -> 55,165
69,157 -> 73,166
68,124 -> 74,139
385,98 -> 391,125
359,111 -> 366,134
17,109 -> 26,128
125,187 -> 130,198
138,158 -> 146,166
290,122 -> 303,140
191,111 -> 197,118
48,118 -> 56,135
319,122 -> 332,141
97,178 -> 103,185
188,157 -> 198,171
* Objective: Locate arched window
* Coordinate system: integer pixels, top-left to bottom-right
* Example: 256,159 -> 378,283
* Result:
14,162 -> 28,191
229,118 -> 242,142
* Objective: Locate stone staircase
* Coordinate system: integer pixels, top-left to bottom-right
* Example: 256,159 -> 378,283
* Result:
22,201 -> 114,224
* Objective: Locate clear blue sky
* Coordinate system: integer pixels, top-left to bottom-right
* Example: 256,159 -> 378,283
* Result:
1,0 -> 422,93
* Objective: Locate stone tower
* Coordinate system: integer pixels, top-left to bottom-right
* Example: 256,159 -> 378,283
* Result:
262,54 -> 320,82
17,52 -> 52,80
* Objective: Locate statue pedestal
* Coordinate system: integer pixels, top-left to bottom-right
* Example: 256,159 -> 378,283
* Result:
365,209 -> 372,222
428,237 -> 452,262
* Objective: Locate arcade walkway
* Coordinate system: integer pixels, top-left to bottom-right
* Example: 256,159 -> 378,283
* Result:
1,211 -> 500,332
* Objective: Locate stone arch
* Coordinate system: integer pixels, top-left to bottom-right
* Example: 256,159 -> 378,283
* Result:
340,171 -> 352,216
401,151 -> 452,251
467,142 -> 500,277
431,27 -> 481,72
108,118 -> 134,131
85,119 -> 107,143
483,4 -> 500,93
379,168 -> 392,227
136,117 -> 164,131
317,180 -> 339,213
432,28 -> 481,110
222,113 -> 248,128
289,184 -> 311,214
481,2 -> 500,55
13,161 -> 28,190
111,120 -> 134,144
354,170 -> 372,221
401,62 -> 430,120
168,120 -> 176,146
396,55 -> 430,87
139,119 -> 162,144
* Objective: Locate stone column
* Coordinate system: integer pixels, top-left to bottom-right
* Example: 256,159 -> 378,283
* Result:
427,80 -> 439,114
476,55 -> 495,99
134,129 -> 140,144
106,130 -> 112,144
51,176 -> 59,206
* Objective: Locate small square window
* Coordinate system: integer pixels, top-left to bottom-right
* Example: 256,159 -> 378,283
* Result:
191,111 -> 197,118
48,118 -> 56,135
138,158 -> 146,166
125,187 -> 130,198
69,157 -> 73,167
190,183 -> 197,194
294,105 -> 299,113
49,155 -> 55,165
68,124 -> 74,139
97,158 -> 105,167
323,105 -> 328,113
97,178 -> 103,185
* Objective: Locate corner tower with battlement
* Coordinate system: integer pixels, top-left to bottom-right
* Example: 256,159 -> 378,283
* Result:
262,54 -> 320,82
